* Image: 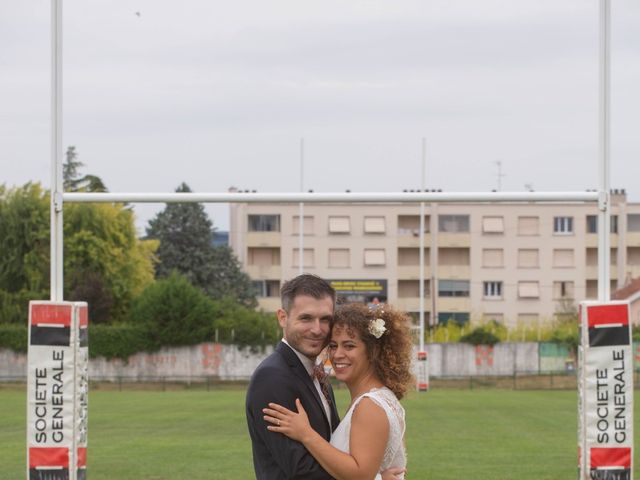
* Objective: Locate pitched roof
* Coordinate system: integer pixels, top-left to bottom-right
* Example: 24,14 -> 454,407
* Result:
611,278 -> 640,300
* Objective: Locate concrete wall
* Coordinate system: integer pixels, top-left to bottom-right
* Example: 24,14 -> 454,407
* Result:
0,341 -> 574,381
425,342 -> 541,377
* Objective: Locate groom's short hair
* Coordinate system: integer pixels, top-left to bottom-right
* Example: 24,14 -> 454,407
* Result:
280,274 -> 336,313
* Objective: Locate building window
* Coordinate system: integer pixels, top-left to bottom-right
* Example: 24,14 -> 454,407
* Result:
398,248 -> 429,266
252,280 -> 280,298
438,248 -> 470,266
398,280 -> 430,298
553,281 -> 574,299
397,215 -> 429,235
248,214 -> 280,232
364,216 -> 386,234
517,216 -> 539,236
628,247 -> 640,266
518,281 -> 540,299
328,216 -> 351,234
483,281 -> 503,299
553,249 -> 574,268
438,312 -> 470,325
482,248 -> 504,268
518,249 -> 539,268
628,214 -> 640,232
586,215 -> 618,234
292,216 -> 314,235
438,279 -> 470,297
482,216 -> 504,234
328,248 -> 350,268
248,247 -> 280,266
292,248 -> 314,268
553,216 -> 573,234
364,249 -> 386,266
438,215 -> 470,233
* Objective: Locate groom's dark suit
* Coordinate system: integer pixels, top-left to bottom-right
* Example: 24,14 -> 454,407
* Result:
246,341 -> 340,479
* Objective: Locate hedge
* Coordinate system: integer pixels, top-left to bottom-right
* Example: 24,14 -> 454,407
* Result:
88,323 -> 156,359
0,324 -> 28,352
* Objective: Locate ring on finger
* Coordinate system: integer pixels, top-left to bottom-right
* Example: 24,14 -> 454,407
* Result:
277,419 -> 281,426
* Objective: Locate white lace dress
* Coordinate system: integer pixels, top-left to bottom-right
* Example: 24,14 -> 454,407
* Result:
329,387 -> 406,480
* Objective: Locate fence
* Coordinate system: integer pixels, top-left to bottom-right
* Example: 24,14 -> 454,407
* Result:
2,341 -> 639,386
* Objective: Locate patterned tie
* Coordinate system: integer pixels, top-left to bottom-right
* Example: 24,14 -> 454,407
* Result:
312,364 -> 331,404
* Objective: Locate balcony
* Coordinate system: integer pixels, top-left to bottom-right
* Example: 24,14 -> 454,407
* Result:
397,233 -> 431,248
257,297 -> 281,312
246,264 -> 282,279
395,297 -> 431,312
437,233 -> 471,247
437,297 -> 471,311
397,265 -> 431,279
585,265 -> 618,280
437,265 -> 470,279
626,265 -> 640,279
586,233 -> 619,248
627,232 -> 640,247
246,231 -> 281,247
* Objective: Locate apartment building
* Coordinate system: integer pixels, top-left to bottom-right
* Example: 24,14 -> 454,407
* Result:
229,189 -> 640,326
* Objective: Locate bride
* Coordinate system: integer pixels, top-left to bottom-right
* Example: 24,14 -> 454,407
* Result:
263,303 -> 414,480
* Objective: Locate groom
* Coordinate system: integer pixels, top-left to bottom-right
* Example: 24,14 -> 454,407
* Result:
246,274 -> 340,479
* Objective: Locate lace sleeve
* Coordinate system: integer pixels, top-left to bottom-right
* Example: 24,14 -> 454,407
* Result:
359,389 -> 406,470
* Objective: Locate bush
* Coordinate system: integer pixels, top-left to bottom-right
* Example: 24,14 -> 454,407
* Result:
548,319 -> 579,353
89,323 -> 156,359
0,324 -> 28,352
128,272 -> 215,349
460,321 -> 503,346
211,298 -> 279,352
632,325 -> 640,343
0,289 -> 47,324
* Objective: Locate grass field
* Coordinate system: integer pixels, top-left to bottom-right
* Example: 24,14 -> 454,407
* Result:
1,385 -> 637,479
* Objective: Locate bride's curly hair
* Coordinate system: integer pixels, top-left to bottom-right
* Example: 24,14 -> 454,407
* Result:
332,303 -> 414,400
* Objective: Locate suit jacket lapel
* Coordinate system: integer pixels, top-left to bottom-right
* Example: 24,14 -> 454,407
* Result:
276,342 -> 334,433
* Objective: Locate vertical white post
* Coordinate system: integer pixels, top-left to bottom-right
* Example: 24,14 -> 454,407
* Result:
430,204 -> 438,326
298,138 -> 304,275
597,0 -> 611,302
418,138 -> 426,352
51,0 -> 64,302
416,139 -> 429,392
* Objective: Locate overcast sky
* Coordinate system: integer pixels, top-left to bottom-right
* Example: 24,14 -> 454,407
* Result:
2,1 -> 639,233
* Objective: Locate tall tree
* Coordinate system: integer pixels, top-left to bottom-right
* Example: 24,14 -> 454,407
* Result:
64,202 -> 157,322
0,183 -> 156,324
63,146 -> 108,192
146,183 -> 256,307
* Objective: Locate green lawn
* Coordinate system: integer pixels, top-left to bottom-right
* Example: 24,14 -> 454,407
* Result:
0,385 -> 636,479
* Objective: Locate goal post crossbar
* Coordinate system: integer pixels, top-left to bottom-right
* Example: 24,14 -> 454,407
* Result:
62,191 -> 599,204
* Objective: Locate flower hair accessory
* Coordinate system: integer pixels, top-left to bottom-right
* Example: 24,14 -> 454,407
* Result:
368,318 -> 387,339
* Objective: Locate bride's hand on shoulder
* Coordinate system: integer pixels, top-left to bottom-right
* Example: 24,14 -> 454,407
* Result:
263,398 -> 314,443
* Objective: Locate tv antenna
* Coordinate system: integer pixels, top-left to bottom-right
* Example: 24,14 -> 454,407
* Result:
494,161 -> 506,191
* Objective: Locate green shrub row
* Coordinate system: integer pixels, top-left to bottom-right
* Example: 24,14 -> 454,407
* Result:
0,274 -> 280,359
88,323 -> 156,359
0,324 -> 28,352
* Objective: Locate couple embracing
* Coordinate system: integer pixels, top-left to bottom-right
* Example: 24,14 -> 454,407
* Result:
245,274 -> 414,480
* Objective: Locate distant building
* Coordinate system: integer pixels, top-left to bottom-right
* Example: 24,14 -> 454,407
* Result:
612,277 -> 640,326
229,188 -> 640,326
212,231 -> 229,247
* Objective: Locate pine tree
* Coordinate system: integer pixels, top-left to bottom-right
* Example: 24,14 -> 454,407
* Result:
145,183 -> 256,307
